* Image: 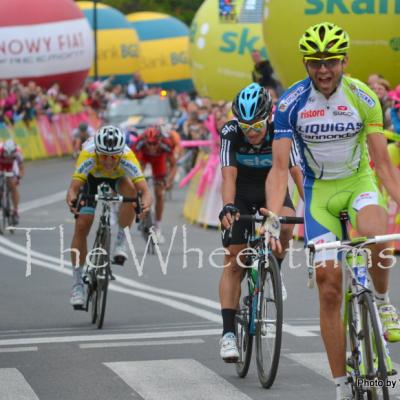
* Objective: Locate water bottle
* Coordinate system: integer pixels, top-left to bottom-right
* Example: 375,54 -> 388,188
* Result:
248,261 -> 258,294
352,255 -> 367,287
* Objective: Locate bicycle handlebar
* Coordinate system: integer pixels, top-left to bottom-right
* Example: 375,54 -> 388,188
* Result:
79,193 -> 137,203
239,215 -> 304,225
308,233 -> 400,252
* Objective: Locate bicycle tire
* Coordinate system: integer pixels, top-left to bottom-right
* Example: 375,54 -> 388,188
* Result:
347,293 -> 364,400
6,190 -> 14,234
360,292 -> 390,400
235,271 -> 253,378
95,226 -> 110,329
1,187 -> 6,235
255,254 -> 283,388
89,232 -> 102,324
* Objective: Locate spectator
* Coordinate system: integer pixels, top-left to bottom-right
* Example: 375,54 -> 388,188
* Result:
371,78 -> 392,129
126,72 -> 149,99
388,84 -> 400,134
367,73 -> 384,88
251,49 -> 281,96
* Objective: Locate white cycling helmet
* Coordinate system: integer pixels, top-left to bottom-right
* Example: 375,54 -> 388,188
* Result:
94,125 -> 125,155
3,139 -> 17,157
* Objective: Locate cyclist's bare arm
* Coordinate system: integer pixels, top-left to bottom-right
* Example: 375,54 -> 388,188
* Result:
221,166 -> 238,229
66,179 -> 85,212
289,165 -> 304,201
18,162 -> 25,179
166,153 -> 177,190
266,138 -> 292,252
368,133 -> 400,206
266,138 -> 292,213
135,179 -> 152,213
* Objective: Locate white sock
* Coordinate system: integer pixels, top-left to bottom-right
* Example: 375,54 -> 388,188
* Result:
334,376 -> 350,399
375,290 -> 390,306
155,221 -> 161,230
72,265 -> 84,286
116,225 -> 127,242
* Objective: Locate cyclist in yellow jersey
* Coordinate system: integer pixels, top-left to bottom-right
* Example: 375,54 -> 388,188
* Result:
66,125 -> 152,308
265,23 -> 400,400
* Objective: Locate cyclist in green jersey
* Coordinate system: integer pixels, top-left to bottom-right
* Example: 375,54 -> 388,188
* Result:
265,22 -> 400,400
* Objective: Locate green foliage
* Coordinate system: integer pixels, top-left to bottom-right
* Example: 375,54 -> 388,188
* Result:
91,0 -> 204,25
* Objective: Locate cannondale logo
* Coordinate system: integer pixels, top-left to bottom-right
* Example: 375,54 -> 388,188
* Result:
196,23 -> 210,50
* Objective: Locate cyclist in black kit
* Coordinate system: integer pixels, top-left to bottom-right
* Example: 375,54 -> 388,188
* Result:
218,82 -> 303,362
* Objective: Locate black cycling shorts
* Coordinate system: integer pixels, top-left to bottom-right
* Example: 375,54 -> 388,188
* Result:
77,174 -> 118,215
221,186 -> 294,247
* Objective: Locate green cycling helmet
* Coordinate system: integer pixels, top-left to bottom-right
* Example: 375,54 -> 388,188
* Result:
299,22 -> 349,55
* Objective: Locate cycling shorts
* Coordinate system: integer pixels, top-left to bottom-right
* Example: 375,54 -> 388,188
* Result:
304,171 -> 386,262
222,186 -> 294,247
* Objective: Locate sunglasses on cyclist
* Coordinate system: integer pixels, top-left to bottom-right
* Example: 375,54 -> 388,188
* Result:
238,118 -> 268,134
97,153 -> 122,160
304,55 -> 345,70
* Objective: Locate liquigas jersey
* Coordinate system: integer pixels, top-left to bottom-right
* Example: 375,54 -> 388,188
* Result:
274,76 -> 384,180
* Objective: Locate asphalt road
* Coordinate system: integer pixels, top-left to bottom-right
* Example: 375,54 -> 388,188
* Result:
1,157 -> 400,400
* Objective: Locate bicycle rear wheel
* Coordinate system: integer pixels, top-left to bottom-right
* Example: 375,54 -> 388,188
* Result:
360,292 -> 390,400
95,226 -> 111,329
255,254 -> 283,388
235,271 -> 253,378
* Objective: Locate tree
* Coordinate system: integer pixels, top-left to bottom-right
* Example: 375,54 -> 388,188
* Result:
85,0 -> 204,25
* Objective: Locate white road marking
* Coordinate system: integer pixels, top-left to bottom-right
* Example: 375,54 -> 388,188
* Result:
79,338 -> 204,349
0,229 -> 324,338
0,346 -> 37,353
19,191 -> 65,213
282,324 -> 320,337
286,352 -> 400,394
0,328 -> 221,347
0,368 -> 40,400
105,359 -> 253,400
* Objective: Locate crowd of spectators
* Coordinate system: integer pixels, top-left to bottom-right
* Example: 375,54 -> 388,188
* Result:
368,73 -> 400,135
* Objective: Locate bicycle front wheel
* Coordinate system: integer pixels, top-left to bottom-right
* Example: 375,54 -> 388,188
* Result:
360,292 -> 390,400
255,254 -> 283,389
95,227 -> 111,329
235,271 -> 253,378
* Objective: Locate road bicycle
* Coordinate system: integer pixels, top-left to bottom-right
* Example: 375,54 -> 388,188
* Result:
229,212 -> 303,388
76,183 -> 137,329
307,211 -> 400,399
0,171 -> 15,234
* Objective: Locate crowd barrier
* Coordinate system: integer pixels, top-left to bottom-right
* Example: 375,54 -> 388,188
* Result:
0,112 -> 102,160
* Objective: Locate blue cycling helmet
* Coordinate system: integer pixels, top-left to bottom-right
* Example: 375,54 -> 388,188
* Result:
232,83 -> 273,122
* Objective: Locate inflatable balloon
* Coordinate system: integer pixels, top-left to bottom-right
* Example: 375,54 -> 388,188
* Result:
263,0 -> 400,88
127,12 -> 193,92
189,0 -> 268,100
77,1 -> 139,84
0,0 -> 93,95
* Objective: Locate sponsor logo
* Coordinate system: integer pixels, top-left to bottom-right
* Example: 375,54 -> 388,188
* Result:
280,85 -> 306,108
298,122 -> 362,135
221,123 -> 237,136
307,96 -> 316,103
357,88 -> 375,108
236,154 -> 272,167
278,102 -> 287,112
77,159 -> 94,174
349,84 -> 375,108
337,105 -> 348,111
300,109 -> 325,119
333,110 -> 353,116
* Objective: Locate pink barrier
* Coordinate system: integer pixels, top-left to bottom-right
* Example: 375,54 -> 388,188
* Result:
52,115 -> 73,154
36,116 -> 60,157
181,140 -> 213,148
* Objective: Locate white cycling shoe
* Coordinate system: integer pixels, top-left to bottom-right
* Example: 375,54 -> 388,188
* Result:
70,284 -> 85,309
220,332 -> 239,363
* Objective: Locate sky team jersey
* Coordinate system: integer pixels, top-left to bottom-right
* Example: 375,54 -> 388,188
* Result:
72,138 -> 144,183
274,75 -> 384,180
220,119 -> 299,187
